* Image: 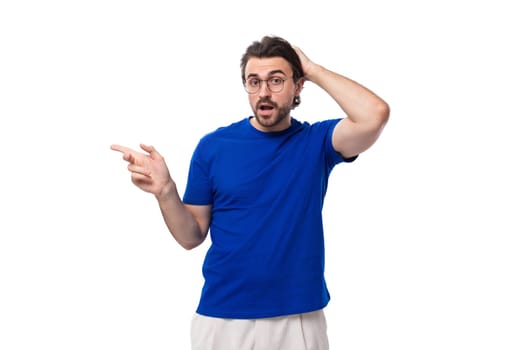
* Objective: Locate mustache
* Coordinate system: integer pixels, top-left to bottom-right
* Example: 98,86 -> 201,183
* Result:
256,97 -> 277,109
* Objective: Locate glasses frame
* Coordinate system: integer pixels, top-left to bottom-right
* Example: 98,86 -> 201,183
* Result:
244,76 -> 290,94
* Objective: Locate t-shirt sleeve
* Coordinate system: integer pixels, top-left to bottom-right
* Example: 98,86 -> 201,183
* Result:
182,139 -> 213,205
323,118 -> 358,167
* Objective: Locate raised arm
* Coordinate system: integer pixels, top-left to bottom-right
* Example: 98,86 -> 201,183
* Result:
110,144 -> 210,250
294,46 -> 390,159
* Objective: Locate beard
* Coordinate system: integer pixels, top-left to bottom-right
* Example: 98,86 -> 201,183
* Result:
252,98 -> 292,130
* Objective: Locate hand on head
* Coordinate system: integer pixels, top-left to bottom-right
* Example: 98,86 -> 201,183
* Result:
292,45 -> 317,80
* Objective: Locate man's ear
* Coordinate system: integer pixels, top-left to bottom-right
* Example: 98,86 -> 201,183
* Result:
295,77 -> 305,94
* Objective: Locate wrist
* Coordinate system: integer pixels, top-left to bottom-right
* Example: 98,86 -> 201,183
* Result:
304,63 -> 324,82
155,179 -> 177,202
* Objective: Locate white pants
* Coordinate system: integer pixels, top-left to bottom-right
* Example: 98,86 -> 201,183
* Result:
190,309 -> 329,350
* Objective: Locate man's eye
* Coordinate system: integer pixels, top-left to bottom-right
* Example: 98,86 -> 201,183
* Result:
270,77 -> 283,85
248,79 -> 260,87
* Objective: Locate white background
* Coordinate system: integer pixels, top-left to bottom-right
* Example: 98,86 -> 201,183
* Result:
1,0 -> 524,349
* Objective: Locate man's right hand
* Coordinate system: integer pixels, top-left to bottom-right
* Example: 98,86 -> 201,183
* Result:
110,143 -> 173,198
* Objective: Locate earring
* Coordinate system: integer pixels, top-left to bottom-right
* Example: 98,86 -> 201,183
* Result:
294,96 -> 301,105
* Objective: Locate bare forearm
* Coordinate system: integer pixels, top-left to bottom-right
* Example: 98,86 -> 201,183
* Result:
155,181 -> 207,250
307,64 -> 389,125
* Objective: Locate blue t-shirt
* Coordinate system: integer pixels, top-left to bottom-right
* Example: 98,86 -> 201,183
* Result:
183,117 -> 356,319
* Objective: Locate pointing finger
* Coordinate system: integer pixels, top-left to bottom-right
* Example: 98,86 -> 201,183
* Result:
110,144 -> 142,164
110,144 -> 133,154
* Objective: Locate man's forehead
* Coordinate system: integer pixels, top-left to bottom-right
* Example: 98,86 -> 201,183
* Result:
245,57 -> 292,76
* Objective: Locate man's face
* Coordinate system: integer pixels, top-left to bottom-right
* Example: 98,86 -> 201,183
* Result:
244,57 -> 303,132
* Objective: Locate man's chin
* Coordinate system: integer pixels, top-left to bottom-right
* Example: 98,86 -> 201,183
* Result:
255,113 -> 274,124
253,113 -> 290,131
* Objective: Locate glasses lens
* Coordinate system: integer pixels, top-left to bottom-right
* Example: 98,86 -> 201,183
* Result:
268,78 -> 284,92
243,78 -> 256,93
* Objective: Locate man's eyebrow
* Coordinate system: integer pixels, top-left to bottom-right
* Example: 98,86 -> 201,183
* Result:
246,69 -> 287,78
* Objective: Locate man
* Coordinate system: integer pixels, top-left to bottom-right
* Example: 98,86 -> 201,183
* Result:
111,35 -> 389,350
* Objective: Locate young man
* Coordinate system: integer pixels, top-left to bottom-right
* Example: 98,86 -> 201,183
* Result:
111,36 -> 389,350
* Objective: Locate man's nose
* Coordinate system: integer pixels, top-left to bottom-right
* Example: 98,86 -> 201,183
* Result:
258,81 -> 271,97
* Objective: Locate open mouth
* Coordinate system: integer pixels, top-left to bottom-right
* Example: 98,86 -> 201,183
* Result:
258,101 -> 275,113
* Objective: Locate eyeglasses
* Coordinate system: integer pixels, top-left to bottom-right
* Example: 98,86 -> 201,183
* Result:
244,77 -> 290,94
